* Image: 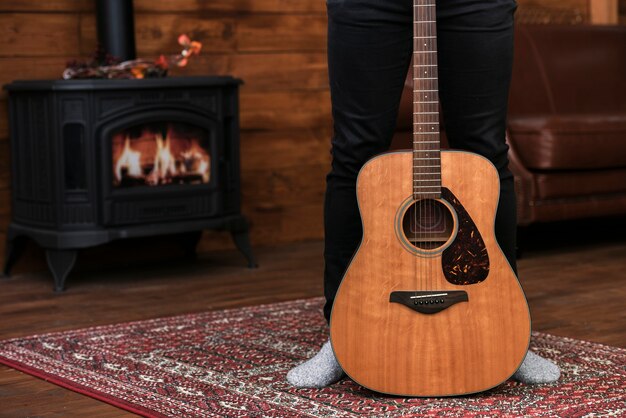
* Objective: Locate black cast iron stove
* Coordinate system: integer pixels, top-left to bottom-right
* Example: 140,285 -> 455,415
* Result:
3,76 -> 256,291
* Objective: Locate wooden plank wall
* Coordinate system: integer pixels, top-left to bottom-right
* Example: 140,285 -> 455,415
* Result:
517,0 -> 625,24
516,0 -> 589,24
619,0 -> 626,24
0,0 -> 623,270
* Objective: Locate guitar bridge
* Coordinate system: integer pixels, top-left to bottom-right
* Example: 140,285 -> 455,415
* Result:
389,291 -> 468,314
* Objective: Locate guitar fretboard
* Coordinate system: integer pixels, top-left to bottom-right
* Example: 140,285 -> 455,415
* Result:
413,0 -> 441,200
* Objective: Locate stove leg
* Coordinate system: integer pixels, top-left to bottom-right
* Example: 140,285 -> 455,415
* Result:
179,231 -> 203,259
3,236 -> 27,278
230,223 -> 258,269
45,249 -> 78,292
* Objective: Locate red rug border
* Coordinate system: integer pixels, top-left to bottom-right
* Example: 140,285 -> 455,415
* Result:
0,353 -> 164,418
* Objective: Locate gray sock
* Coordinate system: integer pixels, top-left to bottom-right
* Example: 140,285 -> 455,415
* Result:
287,341 -> 560,389
286,340 -> 345,388
513,350 -> 561,384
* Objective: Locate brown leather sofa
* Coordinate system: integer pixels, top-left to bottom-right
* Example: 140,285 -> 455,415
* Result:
392,24 -> 626,225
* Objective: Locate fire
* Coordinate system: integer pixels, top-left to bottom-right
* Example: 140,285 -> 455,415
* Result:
181,149 -> 211,183
113,127 -> 210,187
147,133 -> 177,185
115,135 -> 142,182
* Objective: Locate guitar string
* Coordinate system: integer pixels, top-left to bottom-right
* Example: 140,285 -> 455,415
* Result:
415,0 -> 438,294
426,1 -> 434,290
428,0 -> 432,293
434,0 -> 439,293
419,0 -> 426,294
416,0 -> 420,294
414,0 -> 419,296
424,1 -> 428,293
413,0 -> 419,297
424,0 -> 429,294
420,0 -> 427,293
437,9 -> 444,292
423,0 -> 434,290
417,0 -> 423,295
419,0 -> 438,293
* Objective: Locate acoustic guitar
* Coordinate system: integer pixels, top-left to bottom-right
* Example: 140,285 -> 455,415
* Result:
329,0 -> 531,397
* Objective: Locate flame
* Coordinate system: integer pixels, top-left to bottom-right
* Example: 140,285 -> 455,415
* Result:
181,149 -> 211,183
113,127 -> 211,187
115,135 -> 142,182
147,133 -> 177,185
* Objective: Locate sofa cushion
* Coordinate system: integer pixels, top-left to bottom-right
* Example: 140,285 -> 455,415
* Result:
534,168 -> 626,200
508,114 -> 626,170
509,25 -> 626,115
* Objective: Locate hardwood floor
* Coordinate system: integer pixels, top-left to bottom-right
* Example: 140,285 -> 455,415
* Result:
0,217 -> 625,417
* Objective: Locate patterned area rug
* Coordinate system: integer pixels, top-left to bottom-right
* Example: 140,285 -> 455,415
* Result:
0,298 -> 624,417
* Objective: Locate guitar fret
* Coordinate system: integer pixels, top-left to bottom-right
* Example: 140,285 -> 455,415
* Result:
414,165 -> 441,168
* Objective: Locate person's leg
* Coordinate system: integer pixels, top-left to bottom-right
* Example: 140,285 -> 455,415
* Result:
288,0 -> 413,388
321,0 -> 413,323
437,0 -> 518,272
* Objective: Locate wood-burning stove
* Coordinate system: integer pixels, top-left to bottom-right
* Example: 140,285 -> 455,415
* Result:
3,76 -> 256,291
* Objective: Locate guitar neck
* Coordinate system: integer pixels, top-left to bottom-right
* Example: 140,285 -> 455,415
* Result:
413,0 -> 442,200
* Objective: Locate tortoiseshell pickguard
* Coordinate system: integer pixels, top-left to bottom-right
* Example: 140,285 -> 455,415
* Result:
441,187 -> 489,285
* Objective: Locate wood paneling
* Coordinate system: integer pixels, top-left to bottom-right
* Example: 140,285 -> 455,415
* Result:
226,53 -> 329,91
590,0 -> 619,24
0,1 -> 92,12
516,0 -> 589,24
0,14 -> 80,57
241,91 -> 331,130
0,0 -> 326,13
517,0 -> 622,24
240,129 -> 330,170
79,14 -> 237,55
237,15 -> 328,52
78,14 -> 327,55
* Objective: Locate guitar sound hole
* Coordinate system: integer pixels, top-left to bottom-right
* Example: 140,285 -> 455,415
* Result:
402,199 -> 454,250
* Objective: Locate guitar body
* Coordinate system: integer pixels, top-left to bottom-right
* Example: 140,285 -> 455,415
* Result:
329,150 -> 531,397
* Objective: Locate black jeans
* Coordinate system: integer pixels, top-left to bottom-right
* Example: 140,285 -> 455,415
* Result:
323,0 -> 519,322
